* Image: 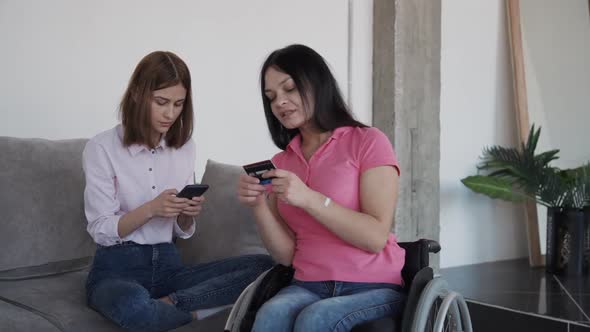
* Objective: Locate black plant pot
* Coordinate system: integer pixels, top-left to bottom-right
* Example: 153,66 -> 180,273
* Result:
546,207 -> 560,274
546,207 -> 589,275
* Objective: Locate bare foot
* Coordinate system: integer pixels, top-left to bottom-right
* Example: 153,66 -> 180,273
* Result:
158,295 -> 173,305
159,295 -> 198,320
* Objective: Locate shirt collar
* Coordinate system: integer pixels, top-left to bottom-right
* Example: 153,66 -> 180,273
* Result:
117,124 -> 168,156
286,126 -> 352,152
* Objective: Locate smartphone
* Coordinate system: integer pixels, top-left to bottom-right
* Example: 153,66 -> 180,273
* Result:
176,184 -> 209,199
243,160 -> 276,185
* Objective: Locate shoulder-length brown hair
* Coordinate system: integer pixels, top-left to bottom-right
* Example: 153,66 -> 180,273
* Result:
120,51 -> 193,149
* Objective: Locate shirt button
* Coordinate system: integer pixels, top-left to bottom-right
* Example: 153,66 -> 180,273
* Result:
149,168 -> 152,171
151,150 -> 155,154
152,186 -> 156,189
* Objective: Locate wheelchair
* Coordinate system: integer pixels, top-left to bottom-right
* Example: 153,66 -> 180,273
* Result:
224,239 -> 472,332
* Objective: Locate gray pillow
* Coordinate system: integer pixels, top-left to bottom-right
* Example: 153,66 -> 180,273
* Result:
0,137 -> 95,275
176,160 -> 268,264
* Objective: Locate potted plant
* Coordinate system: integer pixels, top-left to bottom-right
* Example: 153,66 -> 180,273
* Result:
461,125 -> 590,275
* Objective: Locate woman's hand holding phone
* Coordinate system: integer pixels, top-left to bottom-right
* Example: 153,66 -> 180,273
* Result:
180,196 -> 205,217
148,189 -> 204,218
148,189 -> 188,218
174,184 -> 208,217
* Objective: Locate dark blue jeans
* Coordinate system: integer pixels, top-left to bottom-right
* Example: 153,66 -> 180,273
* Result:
86,242 -> 273,332
252,279 -> 406,332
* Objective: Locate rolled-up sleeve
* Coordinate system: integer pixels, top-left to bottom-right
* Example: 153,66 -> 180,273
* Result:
173,149 -> 197,239
174,218 -> 196,238
82,141 -> 123,246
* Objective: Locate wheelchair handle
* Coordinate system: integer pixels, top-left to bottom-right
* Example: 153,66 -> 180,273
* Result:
420,239 -> 441,254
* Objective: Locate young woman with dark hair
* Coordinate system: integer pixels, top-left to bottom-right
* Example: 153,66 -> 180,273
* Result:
83,51 -> 273,332
238,44 -> 406,332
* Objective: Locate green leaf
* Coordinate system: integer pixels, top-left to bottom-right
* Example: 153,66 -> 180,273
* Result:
535,149 -> 560,165
461,175 -> 528,202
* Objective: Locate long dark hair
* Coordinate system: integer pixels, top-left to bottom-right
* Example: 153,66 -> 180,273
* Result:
260,44 -> 366,150
120,51 -> 193,149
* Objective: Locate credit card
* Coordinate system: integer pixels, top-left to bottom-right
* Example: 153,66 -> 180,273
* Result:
243,160 -> 276,185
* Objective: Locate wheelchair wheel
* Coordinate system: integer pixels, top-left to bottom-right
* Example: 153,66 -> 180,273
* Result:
410,277 -> 472,332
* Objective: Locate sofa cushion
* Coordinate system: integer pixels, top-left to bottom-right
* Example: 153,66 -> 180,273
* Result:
0,137 -> 95,273
0,300 -> 61,332
0,270 -> 119,331
173,308 -> 232,332
0,257 -> 91,281
176,159 -> 268,264
0,269 -> 231,332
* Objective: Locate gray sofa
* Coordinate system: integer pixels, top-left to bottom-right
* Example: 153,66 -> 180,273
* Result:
0,136 -> 268,332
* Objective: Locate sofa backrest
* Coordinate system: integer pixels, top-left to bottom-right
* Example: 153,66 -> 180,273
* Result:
0,137 -> 266,275
0,137 -> 95,274
176,159 -> 268,264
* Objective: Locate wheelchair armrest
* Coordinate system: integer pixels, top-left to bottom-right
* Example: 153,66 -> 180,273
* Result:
398,239 -> 441,257
423,239 -> 441,254
398,239 -> 441,289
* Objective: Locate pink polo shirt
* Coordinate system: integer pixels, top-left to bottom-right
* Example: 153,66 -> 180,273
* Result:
271,126 -> 405,285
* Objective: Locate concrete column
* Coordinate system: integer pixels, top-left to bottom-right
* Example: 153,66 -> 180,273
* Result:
373,0 -> 441,267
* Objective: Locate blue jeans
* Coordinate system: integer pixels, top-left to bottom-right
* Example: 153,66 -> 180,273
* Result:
85,242 -> 273,332
252,279 -> 406,332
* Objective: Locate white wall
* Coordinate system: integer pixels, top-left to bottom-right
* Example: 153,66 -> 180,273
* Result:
0,0 -> 537,268
520,0 -> 590,254
521,0 -> 590,170
440,0 -> 528,267
0,0 -> 373,179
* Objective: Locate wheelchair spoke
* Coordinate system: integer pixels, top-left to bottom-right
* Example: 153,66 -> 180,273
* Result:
421,295 -> 462,332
